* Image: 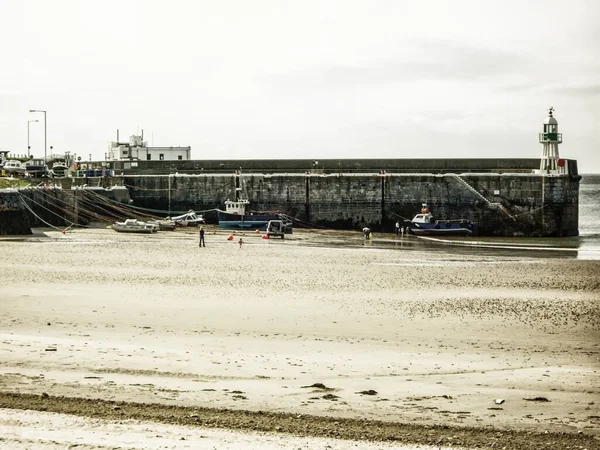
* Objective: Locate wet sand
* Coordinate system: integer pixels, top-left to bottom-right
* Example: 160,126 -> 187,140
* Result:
0,226 -> 599,449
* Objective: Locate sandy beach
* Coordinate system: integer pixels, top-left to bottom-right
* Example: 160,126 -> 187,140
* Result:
0,226 -> 599,449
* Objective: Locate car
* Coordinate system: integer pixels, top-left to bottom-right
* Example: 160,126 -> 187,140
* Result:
266,220 -> 285,239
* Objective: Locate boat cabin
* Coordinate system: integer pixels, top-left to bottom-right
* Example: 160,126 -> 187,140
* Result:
2,160 -> 26,173
225,199 -> 250,216
412,213 -> 434,224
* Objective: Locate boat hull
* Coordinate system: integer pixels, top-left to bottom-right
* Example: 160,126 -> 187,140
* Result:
217,211 -> 295,233
406,221 -> 474,236
111,219 -> 158,234
217,211 -> 280,231
111,225 -> 156,233
148,220 -> 176,231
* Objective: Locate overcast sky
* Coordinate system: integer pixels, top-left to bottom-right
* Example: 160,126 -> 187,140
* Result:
1,0 -> 599,171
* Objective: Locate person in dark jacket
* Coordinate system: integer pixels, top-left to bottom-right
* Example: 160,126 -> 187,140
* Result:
199,226 -> 205,247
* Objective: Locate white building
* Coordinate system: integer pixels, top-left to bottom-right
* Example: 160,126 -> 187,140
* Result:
108,134 -> 191,161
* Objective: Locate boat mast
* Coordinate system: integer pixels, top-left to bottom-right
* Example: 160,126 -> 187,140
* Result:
234,169 -> 241,202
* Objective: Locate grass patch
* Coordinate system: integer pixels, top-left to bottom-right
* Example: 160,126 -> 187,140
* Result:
0,178 -> 32,189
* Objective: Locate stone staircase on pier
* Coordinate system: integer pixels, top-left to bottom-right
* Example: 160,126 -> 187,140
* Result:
447,174 -> 529,225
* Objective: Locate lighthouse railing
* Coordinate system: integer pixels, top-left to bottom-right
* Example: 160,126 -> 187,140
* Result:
539,132 -> 562,142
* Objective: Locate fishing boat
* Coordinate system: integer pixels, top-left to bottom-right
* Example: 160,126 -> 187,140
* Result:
170,210 -> 205,226
404,205 -> 474,236
216,171 -> 293,232
217,198 -> 293,232
111,219 -> 159,233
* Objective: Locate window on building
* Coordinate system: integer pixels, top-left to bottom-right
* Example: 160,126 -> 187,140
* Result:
122,150 -> 128,155
147,154 -> 151,160
178,155 -> 183,160
159,154 -> 164,161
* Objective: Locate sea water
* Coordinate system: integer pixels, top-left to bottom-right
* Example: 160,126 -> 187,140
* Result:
577,173 -> 600,258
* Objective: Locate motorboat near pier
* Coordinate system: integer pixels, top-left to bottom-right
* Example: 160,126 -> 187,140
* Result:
147,218 -> 177,230
111,219 -> 159,233
404,205 -> 474,237
170,210 -> 205,227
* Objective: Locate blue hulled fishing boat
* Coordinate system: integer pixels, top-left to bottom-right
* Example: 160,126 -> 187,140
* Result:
217,171 -> 292,232
404,205 -> 474,236
216,198 -> 285,231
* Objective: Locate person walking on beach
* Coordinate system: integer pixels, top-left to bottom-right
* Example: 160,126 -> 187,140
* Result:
395,221 -> 400,235
199,226 -> 205,247
238,237 -> 244,248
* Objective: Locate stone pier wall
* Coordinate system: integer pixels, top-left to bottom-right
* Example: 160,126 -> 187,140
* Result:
1,158 -> 581,236
123,171 -> 580,237
0,190 -> 32,235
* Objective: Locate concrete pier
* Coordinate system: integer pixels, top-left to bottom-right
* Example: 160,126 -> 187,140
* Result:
120,169 -> 580,236
1,158 -> 581,237
0,190 -> 32,235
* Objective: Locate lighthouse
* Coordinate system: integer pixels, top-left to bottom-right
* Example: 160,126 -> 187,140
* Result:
539,106 -> 564,174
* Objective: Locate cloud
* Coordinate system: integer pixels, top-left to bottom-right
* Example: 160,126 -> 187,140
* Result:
554,84 -> 600,96
263,40 -> 528,89
501,81 -> 600,97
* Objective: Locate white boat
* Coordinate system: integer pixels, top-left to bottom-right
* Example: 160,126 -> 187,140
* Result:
2,160 -> 27,175
147,218 -> 177,230
170,210 -> 205,226
111,219 -> 159,233
50,162 -> 68,178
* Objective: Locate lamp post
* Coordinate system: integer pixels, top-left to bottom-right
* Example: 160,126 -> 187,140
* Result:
27,119 -> 39,157
29,110 -> 47,165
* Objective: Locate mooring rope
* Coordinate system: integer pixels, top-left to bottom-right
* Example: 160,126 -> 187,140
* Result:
17,193 -> 71,231
95,194 -> 221,216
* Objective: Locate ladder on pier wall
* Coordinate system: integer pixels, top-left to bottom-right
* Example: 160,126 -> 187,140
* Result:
447,174 -> 517,221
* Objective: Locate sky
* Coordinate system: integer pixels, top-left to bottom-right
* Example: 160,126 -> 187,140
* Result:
1,0 -> 599,171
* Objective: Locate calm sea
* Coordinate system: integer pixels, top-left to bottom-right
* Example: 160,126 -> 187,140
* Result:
576,173 -> 600,259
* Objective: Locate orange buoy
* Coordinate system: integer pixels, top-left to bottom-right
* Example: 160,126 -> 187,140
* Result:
262,234 -> 269,239
227,235 -> 234,240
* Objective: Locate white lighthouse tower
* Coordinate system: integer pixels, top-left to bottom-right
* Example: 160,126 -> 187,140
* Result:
539,106 -> 564,174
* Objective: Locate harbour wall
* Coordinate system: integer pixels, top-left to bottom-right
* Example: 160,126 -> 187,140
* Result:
122,170 -> 580,237
1,158 -> 581,236
109,157 -> 544,175
0,190 -> 33,235
0,187 -> 132,235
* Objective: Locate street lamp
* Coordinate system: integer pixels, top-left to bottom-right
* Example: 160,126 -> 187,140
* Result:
27,119 -> 39,157
29,109 -> 47,165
